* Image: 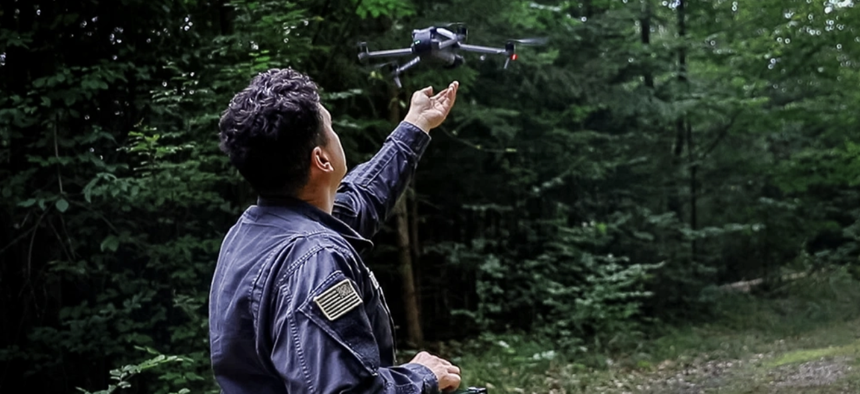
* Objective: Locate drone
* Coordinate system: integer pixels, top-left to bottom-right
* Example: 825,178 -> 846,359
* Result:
357,24 -> 546,88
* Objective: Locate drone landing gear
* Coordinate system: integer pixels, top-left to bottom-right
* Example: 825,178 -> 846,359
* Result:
389,54 -> 463,88
390,56 -> 422,88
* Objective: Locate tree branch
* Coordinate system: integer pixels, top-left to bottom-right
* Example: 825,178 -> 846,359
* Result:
0,225 -> 38,257
696,111 -> 740,160
437,126 -> 516,153
22,209 -> 49,297
310,0 -> 334,46
48,220 -> 75,263
54,114 -> 64,195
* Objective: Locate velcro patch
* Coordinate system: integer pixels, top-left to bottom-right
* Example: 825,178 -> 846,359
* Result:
314,279 -> 363,321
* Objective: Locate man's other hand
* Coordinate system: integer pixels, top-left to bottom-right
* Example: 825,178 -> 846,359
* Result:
409,351 -> 462,391
403,81 -> 460,133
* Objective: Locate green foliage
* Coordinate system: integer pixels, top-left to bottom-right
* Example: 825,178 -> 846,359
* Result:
3,0 -> 860,392
355,0 -> 416,19
454,215 -> 663,351
455,268 -> 860,393
76,347 -> 193,394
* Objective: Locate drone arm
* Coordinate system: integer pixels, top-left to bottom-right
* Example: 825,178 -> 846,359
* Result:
359,47 -> 414,61
435,27 -> 458,39
457,44 -> 509,55
438,38 -> 459,50
433,27 -> 462,50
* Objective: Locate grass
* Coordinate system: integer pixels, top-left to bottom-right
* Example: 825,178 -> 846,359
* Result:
449,268 -> 860,393
768,339 -> 860,368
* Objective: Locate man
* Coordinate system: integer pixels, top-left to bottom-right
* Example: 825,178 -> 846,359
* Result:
208,68 -> 462,394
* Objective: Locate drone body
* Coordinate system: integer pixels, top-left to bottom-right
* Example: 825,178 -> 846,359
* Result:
358,25 -> 525,88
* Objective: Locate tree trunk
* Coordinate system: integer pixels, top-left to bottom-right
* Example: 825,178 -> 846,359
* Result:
389,85 -> 423,347
687,120 -> 697,262
677,0 -> 692,249
669,0 -> 687,223
640,0 -> 654,89
394,199 -> 423,347
408,177 -> 423,329
677,0 -> 687,83
218,0 -> 234,35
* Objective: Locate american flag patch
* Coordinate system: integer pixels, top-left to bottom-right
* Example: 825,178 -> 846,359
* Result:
314,279 -> 363,321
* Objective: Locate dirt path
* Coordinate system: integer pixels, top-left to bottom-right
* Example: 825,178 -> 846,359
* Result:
583,328 -> 860,394
615,349 -> 859,393
458,277 -> 860,394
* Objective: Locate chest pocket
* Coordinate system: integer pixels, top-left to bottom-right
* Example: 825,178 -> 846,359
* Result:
368,271 -> 397,363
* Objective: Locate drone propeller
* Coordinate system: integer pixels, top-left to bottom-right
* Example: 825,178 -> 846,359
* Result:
501,37 -> 548,69
431,22 -> 468,37
432,21 -> 466,27
368,60 -> 399,69
507,37 -> 549,46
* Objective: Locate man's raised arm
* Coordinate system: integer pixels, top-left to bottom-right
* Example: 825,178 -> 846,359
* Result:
333,82 -> 459,239
333,121 -> 428,239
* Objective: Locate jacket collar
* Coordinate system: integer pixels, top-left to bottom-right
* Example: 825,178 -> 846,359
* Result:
256,195 -> 374,253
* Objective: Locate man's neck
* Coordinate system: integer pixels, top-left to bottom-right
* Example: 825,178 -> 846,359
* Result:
295,187 -> 334,214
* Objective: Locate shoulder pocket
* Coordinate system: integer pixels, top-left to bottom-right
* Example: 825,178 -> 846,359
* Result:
298,270 -> 381,374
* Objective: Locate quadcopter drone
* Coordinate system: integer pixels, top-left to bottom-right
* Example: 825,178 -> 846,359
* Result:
357,24 -> 545,87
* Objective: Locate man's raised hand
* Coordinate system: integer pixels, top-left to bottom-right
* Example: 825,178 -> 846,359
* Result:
403,81 -> 460,133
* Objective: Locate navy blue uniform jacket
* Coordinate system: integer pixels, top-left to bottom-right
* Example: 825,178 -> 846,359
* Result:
209,122 -> 438,394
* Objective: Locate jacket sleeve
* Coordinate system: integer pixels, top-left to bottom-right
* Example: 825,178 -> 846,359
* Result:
332,121 -> 431,239
266,246 -> 439,394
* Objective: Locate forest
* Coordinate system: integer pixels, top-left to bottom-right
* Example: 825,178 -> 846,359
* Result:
2,0 -> 860,393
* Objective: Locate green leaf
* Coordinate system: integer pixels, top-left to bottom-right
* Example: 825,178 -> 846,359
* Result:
101,235 -> 120,252
55,198 -> 70,213
18,198 -> 37,208
83,178 -> 98,203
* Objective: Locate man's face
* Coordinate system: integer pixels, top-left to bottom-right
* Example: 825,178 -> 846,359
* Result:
318,104 -> 348,189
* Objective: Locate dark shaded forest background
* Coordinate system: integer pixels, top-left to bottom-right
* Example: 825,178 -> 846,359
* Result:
2,0 -> 859,392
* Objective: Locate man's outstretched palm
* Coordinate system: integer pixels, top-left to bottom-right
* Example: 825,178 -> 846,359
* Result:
404,81 -> 459,133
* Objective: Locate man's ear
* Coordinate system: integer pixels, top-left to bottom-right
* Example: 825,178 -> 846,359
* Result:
311,146 -> 334,173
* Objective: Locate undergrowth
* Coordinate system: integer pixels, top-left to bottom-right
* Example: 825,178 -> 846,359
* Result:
79,267 -> 860,393
451,266 -> 860,392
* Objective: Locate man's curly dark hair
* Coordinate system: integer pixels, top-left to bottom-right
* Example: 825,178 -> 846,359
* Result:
218,68 -> 326,196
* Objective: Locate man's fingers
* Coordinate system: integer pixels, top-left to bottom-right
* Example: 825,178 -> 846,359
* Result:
417,86 -> 433,97
434,81 -> 458,109
423,82 -> 459,109
440,373 -> 462,391
430,87 -> 449,100
430,82 -> 457,98
444,81 -> 458,96
447,82 -> 458,106
447,365 -> 461,374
